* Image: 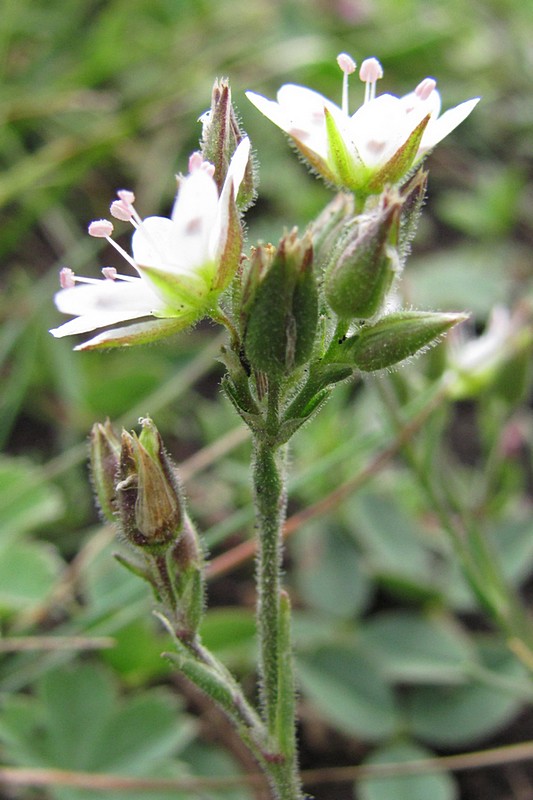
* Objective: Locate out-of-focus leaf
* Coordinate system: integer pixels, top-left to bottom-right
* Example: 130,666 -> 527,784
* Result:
292,522 -> 372,618
0,663 -> 197,800
297,644 -> 398,740
405,246 -> 515,316
405,639 -> 528,746
0,456 -> 64,544
0,540 -> 63,614
358,741 -> 458,800
359,611 -> 473,684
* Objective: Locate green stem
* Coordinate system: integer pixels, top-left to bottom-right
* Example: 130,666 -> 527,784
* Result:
252,379 -> 304,799
254,436 -> 284,737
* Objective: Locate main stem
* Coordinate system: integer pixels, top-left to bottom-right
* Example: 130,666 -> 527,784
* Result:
252,381 -> 304,800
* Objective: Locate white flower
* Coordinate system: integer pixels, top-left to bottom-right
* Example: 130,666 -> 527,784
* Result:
49,137 -> 250,349
246,55 -> 479,195
446,305 -> 531,398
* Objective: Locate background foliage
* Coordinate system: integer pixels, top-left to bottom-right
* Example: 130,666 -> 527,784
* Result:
1,1 -> 532,798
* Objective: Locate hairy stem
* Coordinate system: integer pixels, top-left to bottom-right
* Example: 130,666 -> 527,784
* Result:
252,380 -> 304,799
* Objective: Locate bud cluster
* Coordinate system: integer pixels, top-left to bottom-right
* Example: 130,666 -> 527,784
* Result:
90,417 -> 204,640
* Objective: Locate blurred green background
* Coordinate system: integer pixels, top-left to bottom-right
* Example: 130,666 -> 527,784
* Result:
1,1 -> 533,799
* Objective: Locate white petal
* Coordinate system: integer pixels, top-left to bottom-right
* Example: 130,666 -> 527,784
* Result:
224,136 -> 251,198
247,85 -> 336,160
246,91 -> 291,132
400,88 -> 442,123
349,94 -> 406,167
132,216 -> 186,271
277,84 -> 341,118
50,280 -> 163,337
212,137 -> 251,258
420,97 -> 480,151
171,168 -> 218,238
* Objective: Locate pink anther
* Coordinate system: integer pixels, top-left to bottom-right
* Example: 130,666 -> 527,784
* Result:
59,267 -> 76,288
359,57 -> 383,83
110,199 -> 134,221
117,189 -> 135,204
415,77 -> 437,101
337,52 -> 356,75
88,219 -> 114,238
188,152 -> 204,172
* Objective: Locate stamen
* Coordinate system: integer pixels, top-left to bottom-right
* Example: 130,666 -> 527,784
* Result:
188,151 -> 216,177
59,267 -> 76,288
102,266 -> 138,282
113,189 -> 143,226
110,199 -> 134,222
337,52 -> 356,115
415,77 -> 437,102
117,189 -> 135,204
88,219 -> 114,238
88,218 -> 138,271
359,57 -> 383,104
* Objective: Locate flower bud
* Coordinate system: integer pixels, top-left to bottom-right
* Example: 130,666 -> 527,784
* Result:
351,311 -> 468,371
324,195 -> 402,320
89,419 -> 122,522
167,513 -> 205,637
308,191 -> 355,275
116,418 -> 183,550
200,79 -> 256,210
242,230 -> 318,379
398,168 -> 428,263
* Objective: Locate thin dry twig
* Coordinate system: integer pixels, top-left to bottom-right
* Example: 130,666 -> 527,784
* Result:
2,739 -> 533,793
0,636 -> 115,653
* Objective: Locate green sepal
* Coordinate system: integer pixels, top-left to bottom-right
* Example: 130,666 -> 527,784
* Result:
222,379 -> 262,430
291,138 -> 337,186
116,418 -> 183,551
201,79 -> 256,210
309,191 -> 355,275
281,364 -> 353,428
324,198 -> 401,320
139,264 -> 210,310
243,232 -> 318,379
201,79 -> 233,196
166,515 -> 206,637
398,168 -> 428,264
367,113 -> 430,192
89,420 -> 122,521
324,107 -> 362,189
352,311 -> 468,371
213,188 -> 243,291
113,551 -> 152,585
74,317 -> 195,350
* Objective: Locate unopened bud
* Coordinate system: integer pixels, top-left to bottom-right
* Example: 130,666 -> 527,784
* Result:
116,418 -> 182,550
89,419 -> 122,521
352,311 -> 468,371
324,196 -> 402,319
309,192 -> 355,275
398,168 -> 428,262
200,79 -> 256,209
243,230 -> 318,378
167,514 -> 205,636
